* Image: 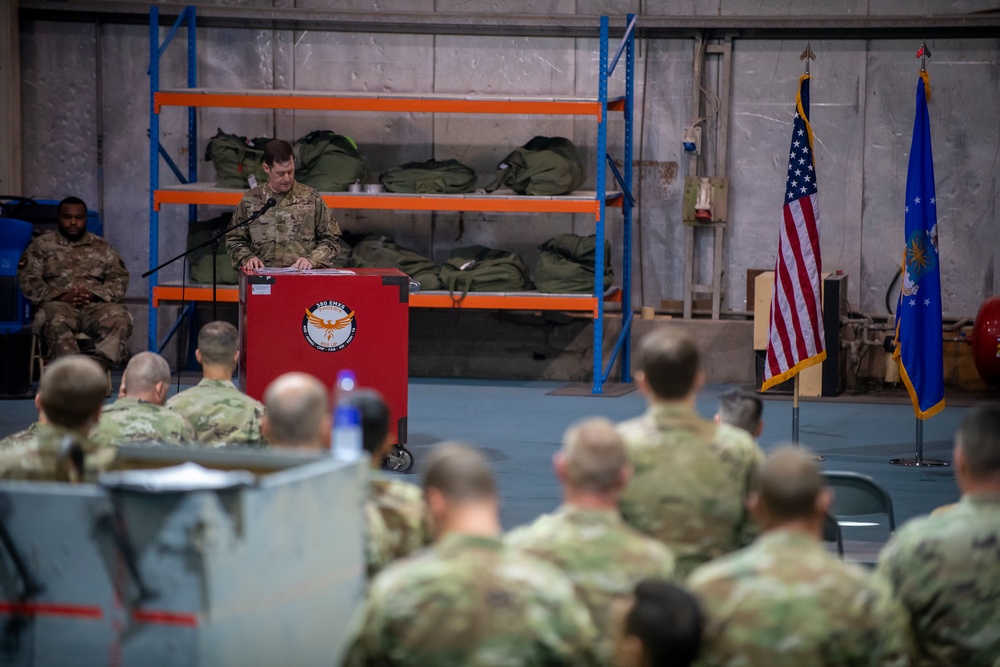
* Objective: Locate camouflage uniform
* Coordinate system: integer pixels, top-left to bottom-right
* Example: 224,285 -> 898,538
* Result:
343,533 -> 601,667
505,506 -> 677,663
688,530 -> 912,667
364,498 -> 395,579
0,422 -> 40,451
370,471 -> 432,563
226,181 -> 341,269
17,230 -> 133,366
0,423 -> 115,482
165,379 -> 265,446
877,493 -> 1000,666
617,403 -> 764,577
90,397 -> 196,448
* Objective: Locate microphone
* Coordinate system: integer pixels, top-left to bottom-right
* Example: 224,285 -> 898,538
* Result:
262,197 -> 277,212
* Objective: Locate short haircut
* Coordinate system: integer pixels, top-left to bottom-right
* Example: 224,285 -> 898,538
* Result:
122,351 -> 170,395
58,196 -> 87,215
956,406 -> 1000,477
197,321 -> 239,368
264,372 -> 329,446
263,139 -> 294,166
562,417 -> 627,493
637,329 -> 701,399
346,389 -> 391,456
717,389 -> 763,435
755,446 -> 825,521
39,356 -> 107,429
423,443 -> 496,502
625,579 -> 703,667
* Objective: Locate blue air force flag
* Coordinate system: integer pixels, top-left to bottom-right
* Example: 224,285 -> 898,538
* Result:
894,72 -> 945,419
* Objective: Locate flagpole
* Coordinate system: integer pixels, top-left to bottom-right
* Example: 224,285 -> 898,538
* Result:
792,375 -> 800,445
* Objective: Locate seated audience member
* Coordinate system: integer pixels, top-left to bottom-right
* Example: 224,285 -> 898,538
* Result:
612,579 -> 703,667
351,389 -> 431,577
262,372 -> 330,450
166,321 -> 265,446
617,329 -> 764,576
878,406 -> 1000,665
343,443 -> 600,667
17,196 -> 132,369
688,447 -> 912,666
0,356 -> 110,481
506,417 -> 676,663
90,352 -> 195,448
263,374 -> 394,577
714,388 -> 764,439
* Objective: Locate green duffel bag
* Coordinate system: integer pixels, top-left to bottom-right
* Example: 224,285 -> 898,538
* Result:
187,214 -> 240,284
484,136 -> 586,196
294,130 -> 371,192
330,234 -> 353,269
379,159 -> 478,194
204,128 -> 272,189
439,246 -> 532,298
350,235 -> 442,290
534,233 -> 613,294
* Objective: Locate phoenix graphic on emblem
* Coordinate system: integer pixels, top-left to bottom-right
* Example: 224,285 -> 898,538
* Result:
304,309 -> 355,343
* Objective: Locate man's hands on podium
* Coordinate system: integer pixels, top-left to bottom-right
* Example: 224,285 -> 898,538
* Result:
241,256 -> 314,273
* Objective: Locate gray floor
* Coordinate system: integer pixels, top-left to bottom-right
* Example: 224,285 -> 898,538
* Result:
0,377 -> 980,549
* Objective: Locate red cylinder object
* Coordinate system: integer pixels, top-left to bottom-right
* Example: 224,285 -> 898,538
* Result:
972,295 -> 1000,387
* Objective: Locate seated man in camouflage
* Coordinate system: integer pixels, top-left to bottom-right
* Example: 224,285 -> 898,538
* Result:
878,406 -> 1000,665
343,443 -> 600,667
166,321 -> 265,446
350,389 -> 431,577
617,329 -> 764,577
17,197 -> 132,369
506,417 -> 676,663
262,372 -> 330,450
0,356 -> 110,482
90,352 -> 195,448
688,447 -> 912,666
714,388 -> 764,440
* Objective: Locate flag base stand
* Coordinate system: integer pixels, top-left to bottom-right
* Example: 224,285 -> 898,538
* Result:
889,419 -> 949,467
889,457 -> 949,467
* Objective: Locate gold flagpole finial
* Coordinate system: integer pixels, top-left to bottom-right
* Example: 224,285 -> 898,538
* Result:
800,42 -> 816,75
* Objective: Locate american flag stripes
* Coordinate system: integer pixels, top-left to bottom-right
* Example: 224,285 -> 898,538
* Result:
761,74 -> 827,391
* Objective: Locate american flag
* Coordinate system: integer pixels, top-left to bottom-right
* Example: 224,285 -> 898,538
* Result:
761,74 -> 827,391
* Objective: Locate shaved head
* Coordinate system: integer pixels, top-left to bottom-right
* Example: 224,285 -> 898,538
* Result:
39,356 -> 107,429
263,372 -> 330,448
122,352 -> 170,397
755,447 -> 825,521
198,321 -> 239,368
423,443 -> 496,503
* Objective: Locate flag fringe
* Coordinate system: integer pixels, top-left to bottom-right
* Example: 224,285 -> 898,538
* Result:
893,340 -> 946,420
796,74 -> 817,159
919,70 -> 931,102
760,349 -> 826,392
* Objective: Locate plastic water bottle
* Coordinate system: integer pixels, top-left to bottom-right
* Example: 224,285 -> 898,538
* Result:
331,369 -> 363,462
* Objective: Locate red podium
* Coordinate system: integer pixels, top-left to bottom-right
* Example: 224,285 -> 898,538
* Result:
239,267 -> 410,445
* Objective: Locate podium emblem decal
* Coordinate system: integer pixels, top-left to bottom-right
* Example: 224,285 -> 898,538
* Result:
302,301 -> 357,352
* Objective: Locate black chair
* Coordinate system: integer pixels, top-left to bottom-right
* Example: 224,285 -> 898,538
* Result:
823,471 -> 896,539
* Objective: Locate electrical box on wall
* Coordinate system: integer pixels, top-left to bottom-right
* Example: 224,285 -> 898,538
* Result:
682,176 -> 728,225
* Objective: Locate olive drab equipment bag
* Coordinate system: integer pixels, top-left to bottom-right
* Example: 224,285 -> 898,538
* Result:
379,159 -> 478,194
534,233 -> 614,294
204,129 -> 273,189
187,213 -> 240,285
484,136 -> 586,196
349,235 -> 442,290
293,130 -> 371,192
439,246 -> 532,299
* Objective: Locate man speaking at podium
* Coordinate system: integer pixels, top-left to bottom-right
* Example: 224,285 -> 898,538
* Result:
226,139 -> 342,273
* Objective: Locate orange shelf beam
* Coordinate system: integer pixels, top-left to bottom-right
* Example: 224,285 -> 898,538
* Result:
152,285 -> 598,317
155,92 -> 603,119
153,190 -> 620,217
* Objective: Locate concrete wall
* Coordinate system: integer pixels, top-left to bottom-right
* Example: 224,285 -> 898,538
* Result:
16,0 -> 1000,358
